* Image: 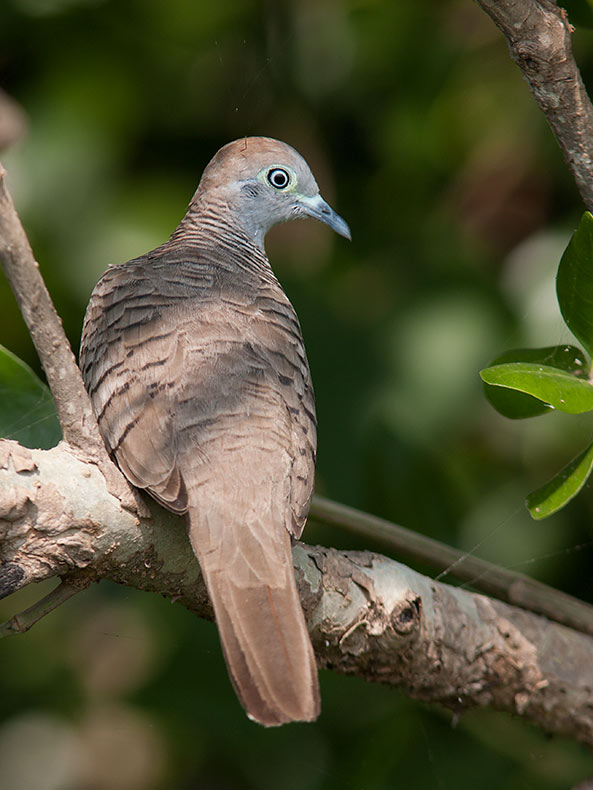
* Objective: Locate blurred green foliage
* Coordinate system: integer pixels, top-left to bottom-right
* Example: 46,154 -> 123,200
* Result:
2,0 -> 593,787
0,344 -> 61,448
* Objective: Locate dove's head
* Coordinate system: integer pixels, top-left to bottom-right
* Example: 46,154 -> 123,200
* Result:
193,137 -> 351,248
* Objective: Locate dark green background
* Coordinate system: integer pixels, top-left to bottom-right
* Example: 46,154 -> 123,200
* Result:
1,0 -> 593,787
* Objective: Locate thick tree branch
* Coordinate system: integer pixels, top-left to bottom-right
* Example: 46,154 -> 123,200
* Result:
1,438 -> 593,745
476,0 -> 593,209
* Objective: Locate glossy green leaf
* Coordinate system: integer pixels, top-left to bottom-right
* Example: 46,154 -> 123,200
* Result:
480,362 -> 593,414
527,441 -> 593,519
557,211 -> 593,357
0,345 -> 61,449
481,345 -> 589,418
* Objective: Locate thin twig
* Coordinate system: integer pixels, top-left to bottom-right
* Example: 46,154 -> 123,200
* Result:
475,0 -> 593,210
0,578 -> 87,638
310,495 -> 593,636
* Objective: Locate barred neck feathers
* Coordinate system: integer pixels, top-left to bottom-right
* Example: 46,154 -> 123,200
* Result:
169,201 -> 273,277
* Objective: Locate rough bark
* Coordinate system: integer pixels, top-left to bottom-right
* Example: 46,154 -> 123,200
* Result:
310,496 -> 593,637
476,0 -> 593,209
1,438 -> 593,745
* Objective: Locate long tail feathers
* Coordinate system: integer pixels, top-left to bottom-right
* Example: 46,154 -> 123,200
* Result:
187,507 -> 320,726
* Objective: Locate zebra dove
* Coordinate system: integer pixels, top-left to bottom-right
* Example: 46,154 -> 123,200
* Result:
79,137 -> 350,726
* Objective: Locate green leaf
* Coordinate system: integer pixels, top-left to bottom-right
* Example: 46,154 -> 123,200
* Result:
527,441 -> 593,519
557,211 -> 593,357
481,345 -> 590,418
0,345 -> 61,449
480,362 -> 593,414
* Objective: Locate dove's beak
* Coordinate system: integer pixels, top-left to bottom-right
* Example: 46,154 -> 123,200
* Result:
297,194 -> 351,240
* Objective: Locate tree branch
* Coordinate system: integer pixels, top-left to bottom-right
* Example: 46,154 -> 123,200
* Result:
310,496 -> 593,637
0,167 -> 100,451
0,578 -> 87,637
475,0 -> 593,209
0,165 -> 141,510
1,438 -> 593,745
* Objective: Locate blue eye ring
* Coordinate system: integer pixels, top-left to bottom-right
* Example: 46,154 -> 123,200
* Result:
267,168 -> 290,190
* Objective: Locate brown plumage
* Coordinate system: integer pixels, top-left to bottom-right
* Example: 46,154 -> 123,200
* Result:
79,137 -> 350,726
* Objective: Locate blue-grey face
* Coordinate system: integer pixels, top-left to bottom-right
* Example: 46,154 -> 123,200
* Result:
198,137 -> 351,247
246,161 -> 352,242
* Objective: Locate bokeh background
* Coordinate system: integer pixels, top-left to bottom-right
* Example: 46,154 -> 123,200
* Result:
2,0 -> 593,788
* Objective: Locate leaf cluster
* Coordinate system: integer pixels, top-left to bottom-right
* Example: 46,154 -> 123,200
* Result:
481,212 -> 593,517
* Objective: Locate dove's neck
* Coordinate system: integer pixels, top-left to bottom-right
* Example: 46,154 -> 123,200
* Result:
167,195 -> 276,280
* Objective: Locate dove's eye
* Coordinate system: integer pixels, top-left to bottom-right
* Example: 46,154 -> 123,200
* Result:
267,168 -> 291,190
